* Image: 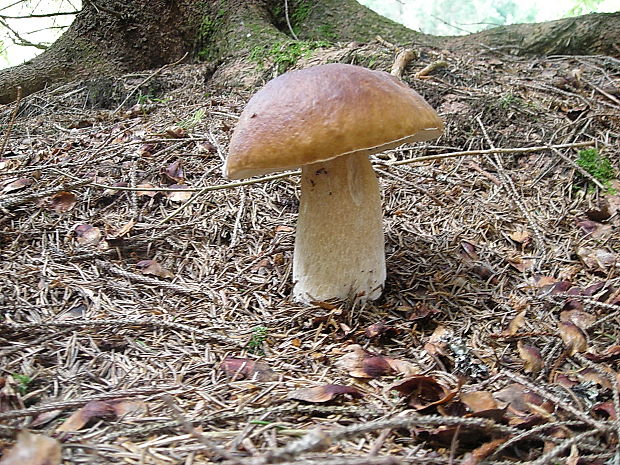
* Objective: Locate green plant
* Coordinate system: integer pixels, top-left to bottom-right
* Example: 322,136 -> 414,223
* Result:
290,0 -> 311,34
498,93 -> 520,109
576,148 -> 616,190
179,109 -> 206,129
246,326 -> 268,354
250,39 -> 331,73
316,24 -> 337,41
13,373 -> 33,395
137,94 -> 169,104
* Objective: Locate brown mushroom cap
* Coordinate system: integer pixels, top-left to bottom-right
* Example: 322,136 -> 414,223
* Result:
224,63 -> 444,179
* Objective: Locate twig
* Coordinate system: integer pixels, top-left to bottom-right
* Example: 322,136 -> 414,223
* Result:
1,315 -> 239,344
549,146 -> 606,190
163,395 -> 245,464
0,385 -> 180,421
500,371 -> 609,430
531,430 -> 599,465
284,0 -> 299,41
0,85 -> 21,157
375,35 -> 398,52
263,415 -> 519,464
391,49 -> 417,78
415,61 -> 448,79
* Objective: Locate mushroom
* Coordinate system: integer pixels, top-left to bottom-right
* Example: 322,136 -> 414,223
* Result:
224,63 -> 443,304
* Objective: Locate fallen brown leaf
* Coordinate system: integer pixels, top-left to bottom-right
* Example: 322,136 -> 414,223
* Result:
508,229 -> 531,245
390,374 -> 458,410
0,431 -> 61,465
558,321 -> 588,355
504,310 -> 527,336
56,399 -> 145,433
424,325 -> 452,357
136,260 -> 174,279
166,184 -> 193,202
162,160 -> 184,183
461,438 -> 509,465
2,177 -> 32,193
288,384 -> 363,403
336,345 -> 394,379
221,357 -> 277,382
74,224 -> 102,246
576,219 -> 612,238
577,247 -> 617,272
559,309 -> 595,330
48,191 -> 76,213
105,219 -> 136,240
517,341 -> 544,374
135,183 -> 160,198
460,390 -> 497,412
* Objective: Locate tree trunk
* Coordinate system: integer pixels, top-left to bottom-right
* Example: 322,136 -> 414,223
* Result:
0,0 -> 618,104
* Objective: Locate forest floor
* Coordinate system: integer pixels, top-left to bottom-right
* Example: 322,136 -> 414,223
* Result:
1,40 -> 620,465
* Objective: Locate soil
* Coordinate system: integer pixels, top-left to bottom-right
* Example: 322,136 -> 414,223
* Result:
1,40 -> 620,464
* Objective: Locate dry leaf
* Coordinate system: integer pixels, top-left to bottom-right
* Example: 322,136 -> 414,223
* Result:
576,219 -> 612,238
48,191 -> 76,213
364,322 -> 401,338
408,302 -> 441,321
559,309 -> 595,330
2,177 -> 32,193
585,345 -> 620,362
517,341 -> 544,374
136,260 -> 174,279
164,126 -> 187,138
424,325 -> 453,356
288,384 -> 363,403
56,399 -> 143,432
591,401 -> 616,420
506,254 -> 534,272
167,184 -> 193,202
106,219 -> 136,240
336,345 -> 394,379
74,224 -> 102,246
460,391 -> 498,412
504,310 -> 526,335
577,247 -> 617,272
390,375 -> 458,410
460,240 -> 478,260
461,438 -> 509,465
221,357 -> 277,382
0,431 -> 61,465
136,183 -> 160,197
558,321 -> 588,355
508,229 -> 531,245
531,275 -> 559,289
162,160 -> 184,183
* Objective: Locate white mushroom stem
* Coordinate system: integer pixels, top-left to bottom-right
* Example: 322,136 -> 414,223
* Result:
293,152 -> 386,304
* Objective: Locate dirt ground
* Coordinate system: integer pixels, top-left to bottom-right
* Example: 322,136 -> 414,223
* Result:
1,40 -> 620,465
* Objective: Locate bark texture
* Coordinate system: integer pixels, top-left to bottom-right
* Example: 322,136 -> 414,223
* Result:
0,0 -> 618,104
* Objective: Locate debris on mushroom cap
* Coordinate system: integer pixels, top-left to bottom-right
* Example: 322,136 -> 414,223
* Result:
224,63 -> 444,179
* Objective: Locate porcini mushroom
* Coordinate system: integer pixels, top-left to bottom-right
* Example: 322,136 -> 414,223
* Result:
224,63 -> 443,304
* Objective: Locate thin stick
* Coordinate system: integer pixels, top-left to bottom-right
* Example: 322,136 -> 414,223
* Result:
391,49 -> 417,78
415,61 -> 448,79
284,0 -> 299,41
0,385 -> 180,421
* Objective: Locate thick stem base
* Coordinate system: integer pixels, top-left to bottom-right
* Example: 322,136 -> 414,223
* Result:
293,153 -> 386,304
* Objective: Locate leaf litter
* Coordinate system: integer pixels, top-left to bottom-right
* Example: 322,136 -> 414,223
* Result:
0,43 -> 620,465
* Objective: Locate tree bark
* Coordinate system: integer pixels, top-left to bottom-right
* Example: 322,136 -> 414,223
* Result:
0,0 -> 618,104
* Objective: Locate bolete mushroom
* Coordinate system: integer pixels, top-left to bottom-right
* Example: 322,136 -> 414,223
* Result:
224,63 -> 443,304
